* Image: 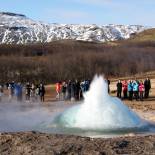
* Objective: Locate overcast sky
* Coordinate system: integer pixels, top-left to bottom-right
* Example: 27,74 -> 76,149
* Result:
0,0 -> 154,26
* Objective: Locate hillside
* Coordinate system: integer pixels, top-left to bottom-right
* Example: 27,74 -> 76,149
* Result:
0,26 -> 155,83
113,28 -> 155,46
128,28 -> 155,42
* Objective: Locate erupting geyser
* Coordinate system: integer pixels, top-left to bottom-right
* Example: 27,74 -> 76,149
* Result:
56,75 -> 146,131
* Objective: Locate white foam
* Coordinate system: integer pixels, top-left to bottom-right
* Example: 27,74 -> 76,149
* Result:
59,75 -> 145,130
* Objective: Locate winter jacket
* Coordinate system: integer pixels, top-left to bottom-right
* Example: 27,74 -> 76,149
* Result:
117,82 -> 122,91
133,82 -> 139,92
56,83 -> 61,93
128,82 -> 133,91
123,81 -> 128,92
14,84 -> 22,96
139,83 -> 144,92
144,79 -> 151,90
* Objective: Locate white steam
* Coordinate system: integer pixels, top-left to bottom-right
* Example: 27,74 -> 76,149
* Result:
59,75 -> 146,130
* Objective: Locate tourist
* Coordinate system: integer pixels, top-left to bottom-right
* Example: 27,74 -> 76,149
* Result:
128,80 -> 133,101
79,81 -> 84,100
107,79 -> 110,93
55,81 -> 61,100
25,82 -> 31,101
39,83 -> 45,102
80,81 -> 85,94
85,80 -> 90,92
30,83 -> 36,102
14,83 -> 23,101
116,80 -> 122,98
144,77 -> 151,98
61,81 -> 67,100
8,83 -> 14,101
122,80 -> 128,99
71,80 -> 76,101
10,81 -> 15,98
133,80 -> 139,101
35,84 -> 40,101
136,79 -> 140,99
66,80 -> 71,100
75,80 -> 81,100
139,81 -> 144,101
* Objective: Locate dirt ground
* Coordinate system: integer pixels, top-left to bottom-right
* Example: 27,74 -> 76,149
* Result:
0,75 -> 155,155
1,132 -> 155,155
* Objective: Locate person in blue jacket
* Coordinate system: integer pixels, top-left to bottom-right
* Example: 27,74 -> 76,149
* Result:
14,83 -> 23,101
133,80 -> 139,100
128,80 -> 133,101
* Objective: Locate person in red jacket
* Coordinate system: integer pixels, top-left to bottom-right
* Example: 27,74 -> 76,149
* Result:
55,81 -> 61,100
139,81 -> 144,101
122,80 -> 128,99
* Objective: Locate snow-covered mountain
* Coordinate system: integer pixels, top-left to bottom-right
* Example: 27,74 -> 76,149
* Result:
0,12 -> 146,44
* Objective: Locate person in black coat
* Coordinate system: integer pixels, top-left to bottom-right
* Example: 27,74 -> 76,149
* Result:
74,80 -> 80,100
144,78 -> 151,98
117,80 -> 122,98
66,80 -> 71,100
39,83 -> 45,102
107,79 -> 110,93
71,80 -> 76,101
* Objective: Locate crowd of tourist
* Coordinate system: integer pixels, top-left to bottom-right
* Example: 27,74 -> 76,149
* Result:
55,77 -> 151,102
55,80 -> 91,101
0,82 -> 45,102
116,77 -> 151,101
0,77 -> 152,103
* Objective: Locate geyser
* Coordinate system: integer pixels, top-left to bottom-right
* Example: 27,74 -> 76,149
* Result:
56,75 -> 146,131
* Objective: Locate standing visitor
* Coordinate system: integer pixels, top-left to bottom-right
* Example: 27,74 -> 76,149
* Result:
75,80 -> 81,100
10,82 -> 15,99
128,80 -> 133,101
35,84 -> 40,101
71,80 -> 76,101
55,82 -> 61,100
8,83 -> 14,101
136,79 -> 140,99
14,83 -> 23,101
122,80 -> 128,99
80,81 -> 85,100
25,82 -> 31,101
30,83 -> 36,102
107,79 -> 110,93
116,80 -> 122,98
133,80 -> 139,101
139,81 -> 144,101
66,80 -> 71,100
144,77 -> 151,98
61,81 -> 67,100
39,83 -> 45,102
85,80 -> 90,91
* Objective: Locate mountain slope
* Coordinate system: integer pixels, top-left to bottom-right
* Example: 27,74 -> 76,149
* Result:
0,12 -> 146,44
127,28 -> 155,42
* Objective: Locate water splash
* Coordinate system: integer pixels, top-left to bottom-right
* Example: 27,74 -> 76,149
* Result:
57,75 -> 146,130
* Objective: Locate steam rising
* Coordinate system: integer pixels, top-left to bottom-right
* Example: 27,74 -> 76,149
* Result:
57,75 -> 146,130
0,101 -> 69,132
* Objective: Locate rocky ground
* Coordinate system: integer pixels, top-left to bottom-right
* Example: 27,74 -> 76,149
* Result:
1,131 -> 155,155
